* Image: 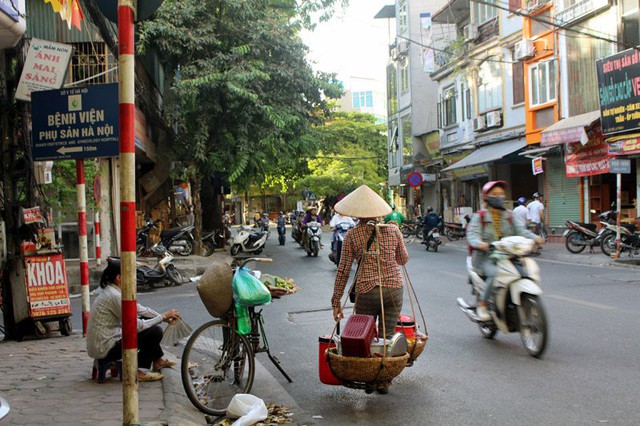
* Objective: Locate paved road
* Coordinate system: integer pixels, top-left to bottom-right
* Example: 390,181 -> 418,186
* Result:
70,234 -> 640,425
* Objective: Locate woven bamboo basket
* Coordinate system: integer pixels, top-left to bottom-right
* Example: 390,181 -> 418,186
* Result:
406,333 -> 428,364
326,349 -> 409,389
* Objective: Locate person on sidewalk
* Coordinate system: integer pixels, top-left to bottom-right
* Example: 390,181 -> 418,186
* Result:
513,197 -> 530,227
528,192 -> 545,236
467,181 -> 544,322
330,185 -> 409,395
86,258 -> 181,382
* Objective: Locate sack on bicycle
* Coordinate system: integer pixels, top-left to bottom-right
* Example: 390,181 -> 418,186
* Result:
233,267 -> 272,306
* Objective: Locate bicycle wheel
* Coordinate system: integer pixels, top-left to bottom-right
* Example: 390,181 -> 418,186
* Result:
181,320 -> 255,416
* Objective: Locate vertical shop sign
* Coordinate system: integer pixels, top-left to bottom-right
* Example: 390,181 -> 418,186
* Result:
532,157 -> 544,175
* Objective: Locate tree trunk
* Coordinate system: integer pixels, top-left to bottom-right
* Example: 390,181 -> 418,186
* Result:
191,175 -> 202,255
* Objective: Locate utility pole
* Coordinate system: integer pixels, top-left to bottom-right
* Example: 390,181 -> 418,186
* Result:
118,0 -> 139,424
76,160 -> 90,335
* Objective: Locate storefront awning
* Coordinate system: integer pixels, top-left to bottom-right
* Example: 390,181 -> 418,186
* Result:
442,139 -> 526,171
540,110 -> 601,147
518,145 -> 560,159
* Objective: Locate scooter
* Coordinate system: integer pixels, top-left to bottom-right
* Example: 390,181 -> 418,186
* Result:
135,250 -> 186,290
443,215 -> 471,241
600,219 -> 640,257
304,220 -> 322,257
201,225 -> 229,257
136,220 -> 159,256
292,214 -> 303,245
457,236 -> 548,358
159,225 -> 195,257
423,227 -> 442,252
329,222 -> 354,265
230,225 -> 268,256
563,209 -> 617,254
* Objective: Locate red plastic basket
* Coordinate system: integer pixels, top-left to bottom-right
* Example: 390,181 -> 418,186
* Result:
341,314 -> 376,357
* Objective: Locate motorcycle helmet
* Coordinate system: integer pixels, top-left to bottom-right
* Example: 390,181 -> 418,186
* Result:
482,180 -> 508,195
518,197 -> 526,206
279,211 -> 284,215
533,192 -> 541,199
427,206 -> 434,213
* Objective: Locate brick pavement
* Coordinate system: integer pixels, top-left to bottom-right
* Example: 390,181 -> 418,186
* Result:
0,333 -> 205,425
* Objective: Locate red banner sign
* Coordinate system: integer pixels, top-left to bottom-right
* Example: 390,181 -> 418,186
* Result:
565,138 -> 611,178
609,137 -> 640,156
25,254 -> 71,318
532,157 -> 544,175
22,206 -> 43,224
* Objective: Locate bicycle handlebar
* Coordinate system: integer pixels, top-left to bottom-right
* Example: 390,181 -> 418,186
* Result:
232,257 -> 273,268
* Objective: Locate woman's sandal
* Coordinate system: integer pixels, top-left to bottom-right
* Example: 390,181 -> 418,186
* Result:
152,359 -> 176,372
138,371 -> 164,382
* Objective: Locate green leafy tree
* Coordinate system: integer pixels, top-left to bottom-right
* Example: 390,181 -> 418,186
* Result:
297,112 -> 387,206
139,0 -> 344,249
40,160 -> 98,225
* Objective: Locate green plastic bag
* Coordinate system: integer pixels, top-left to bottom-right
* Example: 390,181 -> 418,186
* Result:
232,267 -> 272,307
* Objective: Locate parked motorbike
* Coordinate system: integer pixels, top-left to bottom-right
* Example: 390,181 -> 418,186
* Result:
136,220 -> 159,256
230,225 -> 268,256
201,225 -> 230,257
107,251 -> 185,291
304,220 -> 322,257
443,215 -> 471,241
457,236 -> 548,358
563,209 -> 617,254
159,225 -> 195,257
401,216 -> 423,240
423,227 -> 442,252
329,222 -> 354,265
600,219 -> 640,256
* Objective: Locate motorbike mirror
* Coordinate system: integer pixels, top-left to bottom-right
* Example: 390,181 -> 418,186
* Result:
590,209 -> 596,214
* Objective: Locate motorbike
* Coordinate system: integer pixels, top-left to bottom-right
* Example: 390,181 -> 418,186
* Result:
159,225 -> 195,256
600,219 -> 640,257
457,236 -> 548,358
563,209 -> 617,254
304,220 -> 322,257
443,215 -> 471,241
329,222 -> 354,265
277,221 -> 286,246
293,217 -> 305,246
401,216 -> 423,240
423,227 -> 442,252
107,251 -> 185,291
136,220 -> 160,256
201,225 -> 230,257
230,225 -> 269,256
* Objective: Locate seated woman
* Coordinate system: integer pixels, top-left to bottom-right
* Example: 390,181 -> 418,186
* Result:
86,258 -> 181,382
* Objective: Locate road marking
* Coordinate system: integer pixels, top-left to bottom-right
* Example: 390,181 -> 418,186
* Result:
547,294 -> 617,311
438,269 -> 467,279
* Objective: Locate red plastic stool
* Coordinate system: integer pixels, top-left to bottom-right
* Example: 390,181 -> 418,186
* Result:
92,359 -> 122,383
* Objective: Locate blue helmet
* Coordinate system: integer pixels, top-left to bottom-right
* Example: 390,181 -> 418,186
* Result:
518,197 -> 526,206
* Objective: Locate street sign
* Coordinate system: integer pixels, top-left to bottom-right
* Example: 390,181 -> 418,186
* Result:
407,171 -> 423,187
31,83 -> 119,161
15,39 -> 73,102
609,159 -> 631,174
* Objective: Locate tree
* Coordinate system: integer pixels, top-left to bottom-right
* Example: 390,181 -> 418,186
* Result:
139,0 -> 344,250
296,111 -> 387,207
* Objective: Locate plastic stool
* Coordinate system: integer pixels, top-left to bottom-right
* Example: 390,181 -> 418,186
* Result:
92,359 -> 122,383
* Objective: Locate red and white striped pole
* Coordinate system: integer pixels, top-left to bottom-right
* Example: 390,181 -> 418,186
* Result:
76,159 -> 90,336
94,211 -> 101,266
118,0 -> 139,424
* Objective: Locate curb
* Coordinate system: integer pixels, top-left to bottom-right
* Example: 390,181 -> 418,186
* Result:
161,352 -> 207,425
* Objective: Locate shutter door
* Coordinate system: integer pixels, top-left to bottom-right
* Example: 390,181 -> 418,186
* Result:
547,154 -> 581,227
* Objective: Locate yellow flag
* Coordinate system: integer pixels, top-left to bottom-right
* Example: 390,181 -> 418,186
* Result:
44,0 -> 63,13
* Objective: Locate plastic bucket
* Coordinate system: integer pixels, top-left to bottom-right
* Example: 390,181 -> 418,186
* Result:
318,336 -> 341,385
395,314 -> 416,340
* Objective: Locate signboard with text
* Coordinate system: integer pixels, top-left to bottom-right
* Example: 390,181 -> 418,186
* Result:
15,38 -> 72,101
609,137 -> 640,156
609,159 -> 631,174
565,139 -> 611,177
25,254 -> 71,318
31,83 -> 119,160
596,48 -> 640,135
532,157 -> 544,175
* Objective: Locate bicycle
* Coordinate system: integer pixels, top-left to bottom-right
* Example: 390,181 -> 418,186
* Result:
181,257 -> 293,416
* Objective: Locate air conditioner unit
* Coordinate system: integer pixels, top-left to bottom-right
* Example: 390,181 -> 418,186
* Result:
485,111 -> 502,128
515,39 -> 535,61
473,116 -> 486,132
464,24 -> 479,42
398,41 -> 410,55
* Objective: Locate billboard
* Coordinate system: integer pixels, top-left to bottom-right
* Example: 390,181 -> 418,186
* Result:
596,48 -> 640,135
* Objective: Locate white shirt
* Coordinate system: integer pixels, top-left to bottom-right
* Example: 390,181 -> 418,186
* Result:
527,200 -> 544,224
86,285 -> 164,359
513,205 -> 529,226
330,213 -> 355,229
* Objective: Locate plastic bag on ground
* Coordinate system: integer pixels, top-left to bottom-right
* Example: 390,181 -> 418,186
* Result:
232,267 -> 272,306
227,394 -> 268,426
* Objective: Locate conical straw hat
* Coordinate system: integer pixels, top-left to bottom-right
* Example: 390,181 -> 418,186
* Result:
334,185 -> 392,218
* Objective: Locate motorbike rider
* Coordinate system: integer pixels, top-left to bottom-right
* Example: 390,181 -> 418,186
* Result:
422,206 -> 442,240
302,206 -> 323,247
277,211 -> 286,233
467,181 -> 544,321
259,212 -> 270,231
329,210 -> 355,229
383,203 -> 405,227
